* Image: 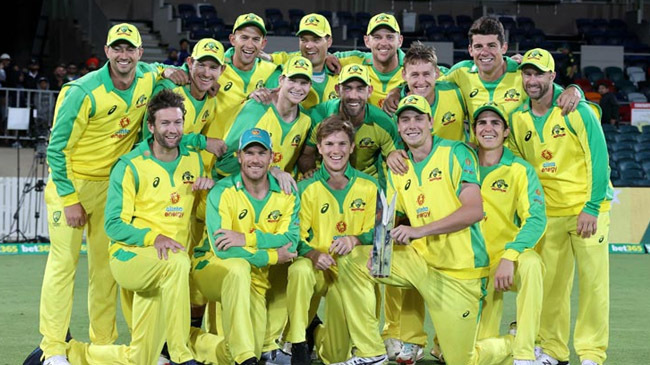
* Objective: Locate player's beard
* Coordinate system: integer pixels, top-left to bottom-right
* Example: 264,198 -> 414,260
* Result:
341,99 -> 366,119
526,81 -> 551,101
153,130 -> 181,151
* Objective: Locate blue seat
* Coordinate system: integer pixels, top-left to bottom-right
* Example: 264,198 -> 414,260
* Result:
183,16 -> 204,32
272,20 -> 292,35
355,12 -> 371,29
611,144 -> 635,155
609,18 -> 627,31
206,18 -> 225,33
177,3 -> 196,19
576,18 -> 592,32
619,124 -> 641,134
641,160 -> 650,173
499,17 -> 516,31
593,18 -> 609,31
317,10 -> 333,23
347,24 -> 364,42
615,133 -> 638,143
602,123 -> 618,133
610,169 -> 620,180
198,4 -> 217,19
619,159 -> 642,171
418,14 -> 436,30
437,14 -> 455,28
620,168 -> 645,180
425,26 -> 447,41
517,17 -> 535,32
265,8 -> 283,26
337,11 -> 353,26
642,125 -> 650,134
456,15 -> 473,28
190,28 -> 214,41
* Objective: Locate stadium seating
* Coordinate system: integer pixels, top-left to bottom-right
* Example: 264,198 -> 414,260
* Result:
418,14 -> 436,31
197,4 -> 217,19
437,14 -> 455,28
177,3 -> 197,19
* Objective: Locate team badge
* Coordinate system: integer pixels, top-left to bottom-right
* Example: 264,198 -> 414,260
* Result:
428,168 -> 442,181
267,210 -> 282,223
336,221 -> 347,233
255,80 -> 264,89
170,192 -> 180,204
441,112 -> 456,126
350,198 -> 366,211
182,171 -> 195,184
358,137 -> 375,148
52,211 -> 61,226
136,94 -> 147,108
491,179 -> 508,192
291,134 -> 301,147
503,89 -> 520,102
551,124 -> 566,138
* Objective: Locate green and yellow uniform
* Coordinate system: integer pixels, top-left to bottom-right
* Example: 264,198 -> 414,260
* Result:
477,147 -> 546,362
397,81 -> 468,141
338,136 -> 489,365
40,60 -> 179,358
192,172 -> 300,363
287,164 -> 383,362
211,99 -> 311,178
509,87 -> 612,364
334,49 -> 405,108
308,99 -> 399,180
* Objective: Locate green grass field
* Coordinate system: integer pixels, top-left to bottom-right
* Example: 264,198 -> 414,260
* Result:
1,254 -> 649,364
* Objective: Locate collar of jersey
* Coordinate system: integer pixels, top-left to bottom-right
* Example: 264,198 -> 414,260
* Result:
468,56 -> 518,74
232,171 -> 282,193
406,135 -> 439,166
139,136 -> 190,159
316,162 -> 355,183
100,61 -> 145,93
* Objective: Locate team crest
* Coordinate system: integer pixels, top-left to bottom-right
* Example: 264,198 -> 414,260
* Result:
116,25 -> 132,36
267,210 -> 282,223
202,41 -> 221,54
428,168 -> 442,181
358,137 -> 375,148
170,192 -> 180,204
491,179 -> 509,192
291,134 -> 301,147
292,58 -> 309,70
503,89 -> 520,102
441,112 -> 456,126
328,91 -> 338,100
182,171 -> 195,184
403,95 -> 419,105
374,14 -> 391,24
243,14 -> 261,22
201,110 -> 210,123
304,16 -> 320,26
526,50 -> 543,60
136,94 -> 147,108
336,221 -> 347,233
350,198 -> 366,211
348,65 -> 364,75
551,124 -> 566,138
53,211 -> 61,224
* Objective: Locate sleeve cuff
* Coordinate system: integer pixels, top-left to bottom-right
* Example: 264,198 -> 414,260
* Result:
62,192 -> 80,207
266,250 -> 278,265
143,230 -> 158,247
245,231 -> 258,247
502,249 -> 521,262
582,205 -> 600,218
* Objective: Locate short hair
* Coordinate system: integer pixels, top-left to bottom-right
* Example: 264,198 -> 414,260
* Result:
468,16 -> 505,45
316,115 -> 355,144
147,89 -> 186,126
403,41 -> 438,68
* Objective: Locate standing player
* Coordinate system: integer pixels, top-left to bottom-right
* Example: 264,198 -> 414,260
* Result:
36,23 -> 203,365
473,102 -> 546,365
298,63 -> 399,183
192,128 -> 299,365
509,49 -> 612,365
288,115 -> 383,364
336,94 -> 488,365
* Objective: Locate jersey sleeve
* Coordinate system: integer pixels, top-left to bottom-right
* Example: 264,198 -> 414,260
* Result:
306,103 -> 327,147
571,103 -> 611,217
296,183 -> 316,256
270,51 -> 297,66
373,109 -> 399,157
502,162 -> 547,261
46,85 -> 94,206
245,189 -> 301,250
451,142 -> 480,189
104,159 -> 157,246
333,50 -> 367,66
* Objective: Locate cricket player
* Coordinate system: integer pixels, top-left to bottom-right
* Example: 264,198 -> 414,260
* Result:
257,13 -> 338,109
288,115 -> 383,364
216,13 -> 278,119
472,102 -> 547,365
36,23 -> 207,365
298,63 -> 399,184
509,49 -> 612,365
336,94 -> 489,365
191,127 -> 299,365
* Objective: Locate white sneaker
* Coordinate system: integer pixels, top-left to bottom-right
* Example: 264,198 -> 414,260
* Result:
384,338 -> 402,360
261,349 -> 292,365
43,356 -> 70,365
534,347 -> 543,359
157,354 -> 171,365
396,343 -> 423,364
334,354 -> 389,365
430,345 -> 445,364
538,353 -> 559,365
513,360 -> 536,365
581,361 -> 598,365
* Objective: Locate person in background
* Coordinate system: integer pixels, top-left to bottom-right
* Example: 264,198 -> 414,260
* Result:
65,62 -> 79,82
50,64 -> 67,92
597,81 -> 619,126
556,43 -> 577,87
164,47 -> 181,66
179,38 -> 191,62
25,58 -> 42,89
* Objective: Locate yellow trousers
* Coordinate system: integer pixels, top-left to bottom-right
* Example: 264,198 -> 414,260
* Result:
382,287 -> 427,346
40,180 -> 118,358
192,253 -> 269,363
537,214 -> 610,364
263,263 -> 290,351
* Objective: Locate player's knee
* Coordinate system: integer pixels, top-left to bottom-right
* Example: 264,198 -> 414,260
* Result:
167,252 -> 191,274
517,250 -> 544,276
288,257 -> 312,278
223,258 -> 253,282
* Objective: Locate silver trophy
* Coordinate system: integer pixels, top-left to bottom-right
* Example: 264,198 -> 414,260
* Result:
371,190 -> 396,278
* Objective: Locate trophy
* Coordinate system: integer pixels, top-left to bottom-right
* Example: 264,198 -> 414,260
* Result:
371,190 -> 396,277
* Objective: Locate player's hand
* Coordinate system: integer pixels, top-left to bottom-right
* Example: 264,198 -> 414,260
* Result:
391,225 -> 421,245
270,167 -> 297,194
192,177 -> 214,191
325,54 -> 341,74
511,53 -> 523,64
382,87 -> 401,115
493,258 -> 515,291
214,229 -> 246,250
556,86 -> 581,116
248,87 -> 277,105
205,138 -> 227,158
306,250 -> 336,270
258,51 -> 272,62
329,236 -> 359,256
576,211 -> 598,238
64,202 -> 87,228
301,168 -> 317,180
386,149 -> 409,175
163,68 -> 190,85
153,234 -> 185,260
277,242 -> 298,264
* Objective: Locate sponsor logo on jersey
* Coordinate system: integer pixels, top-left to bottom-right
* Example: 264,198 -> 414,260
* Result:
503,89 -> 520,102
267,210 -> 283,223
358,137 -> 375,148
111,117 -> 132,139
350,198 -> 366,211
170,192 -> 180,204
136,94 -> 147,108
462,310 -> 470,318
541,161 -> 557,173
417,193 -> 425,205
525,130 -> 532,141
491,179 -> 509,192
551,124 -> 566,138
224,81 -> 233,91
441,111 -> 456,126
416,206 -> 430,218
428,168 -> 442,181
469,88 -> 479,98
273,152 -> 283,163
52,211 -> 61,226
182,171 -> 195,184
291,134 -> 301,147
166,192 -> 184,217
108,105 -> 117,115
239,209 -> 248,219
153,177 -> 160,187
463,158 -> 475,175
119,117 -> 131,128
336,220 -> 347,233
404,179 -> 411,190
541,149 -> 553,160
320,203 -> 329,214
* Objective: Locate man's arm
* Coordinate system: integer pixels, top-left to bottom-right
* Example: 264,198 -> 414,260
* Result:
246,190 -> 301,250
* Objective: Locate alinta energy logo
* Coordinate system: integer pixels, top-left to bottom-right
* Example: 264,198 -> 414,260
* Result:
304,16 -> 320,27
504,89 -> 520,102
491,179 -> 509,192
441,111 -> 456,126
551,124 -> 566,138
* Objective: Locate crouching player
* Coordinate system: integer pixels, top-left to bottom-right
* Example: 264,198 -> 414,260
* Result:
473,102 -> 546,365
287,115 -> 384,364
191,128 -> 299,365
